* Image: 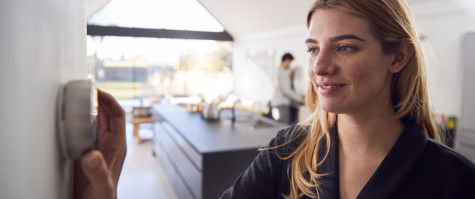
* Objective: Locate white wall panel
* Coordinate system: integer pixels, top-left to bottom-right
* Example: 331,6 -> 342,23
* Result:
0,0 -> 86,198
455,33 -> 475,162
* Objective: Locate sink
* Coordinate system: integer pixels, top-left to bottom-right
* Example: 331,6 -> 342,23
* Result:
234,116 -> 279,129
219,108 -> 284,129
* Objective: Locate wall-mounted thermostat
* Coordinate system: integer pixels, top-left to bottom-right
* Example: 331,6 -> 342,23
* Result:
56,80 -> 98,160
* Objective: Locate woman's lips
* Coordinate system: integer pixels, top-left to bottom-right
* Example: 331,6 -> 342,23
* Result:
317,82 -> 345,96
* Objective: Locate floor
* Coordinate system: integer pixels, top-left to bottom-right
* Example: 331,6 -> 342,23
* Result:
116,121 -> 178,199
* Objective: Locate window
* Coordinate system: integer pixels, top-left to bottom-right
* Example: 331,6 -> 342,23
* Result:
87,36 -> 233,100
87,0 -> 233,102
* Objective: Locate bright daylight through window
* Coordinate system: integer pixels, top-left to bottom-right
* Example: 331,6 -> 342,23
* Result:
87,0 -> 233,105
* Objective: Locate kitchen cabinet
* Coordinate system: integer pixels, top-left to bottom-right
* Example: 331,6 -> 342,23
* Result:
152,104 -> 286,199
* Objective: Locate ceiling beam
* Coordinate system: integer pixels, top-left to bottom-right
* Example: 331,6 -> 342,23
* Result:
87,25 -> 234,41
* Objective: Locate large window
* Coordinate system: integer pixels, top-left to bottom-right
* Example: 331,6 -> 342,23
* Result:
87,36 -> 232,101
87,0 -> 234,103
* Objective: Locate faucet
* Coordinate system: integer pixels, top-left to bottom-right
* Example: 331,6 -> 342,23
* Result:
218,99 -> 240,125
231,99 -> 241,124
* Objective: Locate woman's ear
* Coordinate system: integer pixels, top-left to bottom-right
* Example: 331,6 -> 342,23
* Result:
390,38 -> 414,73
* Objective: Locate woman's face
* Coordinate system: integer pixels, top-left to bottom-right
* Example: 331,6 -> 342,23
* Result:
306,9 -> 395,114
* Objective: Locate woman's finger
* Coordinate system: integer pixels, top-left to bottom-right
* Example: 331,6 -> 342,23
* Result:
98,90 -> 125,140
97,90 -> 126,161
97,90 -> 125,118
111,143 -> 127,187
80,150 -> 115,199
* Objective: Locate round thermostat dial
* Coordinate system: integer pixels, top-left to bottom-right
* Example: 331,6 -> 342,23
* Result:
57,80 -> 98,160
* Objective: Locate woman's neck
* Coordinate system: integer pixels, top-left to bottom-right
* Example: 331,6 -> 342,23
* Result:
336,103 -> 404,156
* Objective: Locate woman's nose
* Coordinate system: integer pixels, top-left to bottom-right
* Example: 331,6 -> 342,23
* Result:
311,50 -> 335,76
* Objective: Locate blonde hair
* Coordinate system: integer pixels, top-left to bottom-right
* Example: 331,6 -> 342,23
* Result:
283,0 -> 440,198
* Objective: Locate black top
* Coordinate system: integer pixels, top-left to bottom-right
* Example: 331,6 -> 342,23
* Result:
220,121 -> 475,199
152,104 -> 285,153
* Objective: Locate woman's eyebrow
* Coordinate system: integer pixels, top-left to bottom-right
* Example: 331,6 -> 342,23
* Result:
305,35 -> 365,44
331,34 -> 365,42
305,38 -> 317,44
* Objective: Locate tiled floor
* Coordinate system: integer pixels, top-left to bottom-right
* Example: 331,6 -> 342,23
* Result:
116,122 -> 178,199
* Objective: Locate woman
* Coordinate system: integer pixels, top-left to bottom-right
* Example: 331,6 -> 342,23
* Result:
219,1 -> 475,198
77,0 -> 474,198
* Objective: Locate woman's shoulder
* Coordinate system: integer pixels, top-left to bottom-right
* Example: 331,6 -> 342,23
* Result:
267,124 -> 310,155
421,138 -> 475,180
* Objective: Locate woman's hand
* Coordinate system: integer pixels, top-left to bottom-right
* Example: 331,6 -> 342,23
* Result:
74,90 -> 127,199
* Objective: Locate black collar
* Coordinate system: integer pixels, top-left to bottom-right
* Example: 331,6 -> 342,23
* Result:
317,121 -> 428,199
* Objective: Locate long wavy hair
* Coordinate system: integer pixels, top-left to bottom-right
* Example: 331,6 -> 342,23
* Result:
283,0 -> 440,198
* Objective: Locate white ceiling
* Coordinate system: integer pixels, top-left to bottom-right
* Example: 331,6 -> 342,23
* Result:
86,0 -> 111,18
198,0 -> 475,39
198,0 -> 314,39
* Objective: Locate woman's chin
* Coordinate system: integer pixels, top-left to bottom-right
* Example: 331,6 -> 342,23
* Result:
320,102 -> 346,114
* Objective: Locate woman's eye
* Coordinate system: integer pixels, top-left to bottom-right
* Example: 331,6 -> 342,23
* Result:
306,47 -> 319,55
337,45 -> 355,53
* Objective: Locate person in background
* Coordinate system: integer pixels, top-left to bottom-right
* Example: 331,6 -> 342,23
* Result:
274,53 -> 305,125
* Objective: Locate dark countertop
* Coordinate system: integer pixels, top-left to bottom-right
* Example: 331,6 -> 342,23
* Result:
152,103 -> 287,154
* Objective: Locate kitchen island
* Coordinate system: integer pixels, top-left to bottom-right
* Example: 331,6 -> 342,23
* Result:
151,103 -> 286,199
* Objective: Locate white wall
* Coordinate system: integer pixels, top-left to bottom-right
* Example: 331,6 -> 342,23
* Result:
410,0 -> 475,116
0,0 -> 86,198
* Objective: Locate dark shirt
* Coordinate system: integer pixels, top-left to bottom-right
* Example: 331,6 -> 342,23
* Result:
220,121 -> 475,199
